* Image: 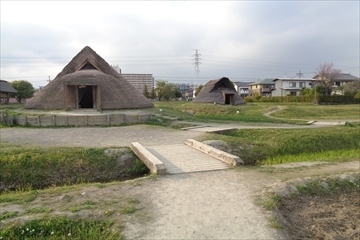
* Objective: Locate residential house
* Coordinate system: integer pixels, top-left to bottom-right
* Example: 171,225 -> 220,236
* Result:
313,73 -> 359,95
271,78 -> 314,96
233,82 -> 253,99
0,80 -> 17,104
177,83 -> 194,100
248,79 -> 275,97
313,73 -> 359,87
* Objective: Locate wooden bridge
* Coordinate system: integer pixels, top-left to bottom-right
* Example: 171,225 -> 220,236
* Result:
131,139 -> 243,175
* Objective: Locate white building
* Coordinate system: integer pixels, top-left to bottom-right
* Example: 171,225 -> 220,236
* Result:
121,74 -> 154,93
272,78 -> 314,96
233,82 -> 253,98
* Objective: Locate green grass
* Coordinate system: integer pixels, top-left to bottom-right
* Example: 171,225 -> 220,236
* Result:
25,207 -> 52,214
201,126 -> 360,165
152,102 -> 359,124
270,104 -> 360,120
263,149 -> 359,165
152,102 -> 304,124
0,211 -> 19,221
0,217 -> 123,240
0,190 -> 39,204
294,174 -> 360,196
0,144 -> 148,193
0,103 -> 24,110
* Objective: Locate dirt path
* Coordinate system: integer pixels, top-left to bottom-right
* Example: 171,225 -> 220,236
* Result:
122,169 -> 282,239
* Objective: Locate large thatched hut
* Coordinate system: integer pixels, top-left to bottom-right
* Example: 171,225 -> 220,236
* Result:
193,77 -> 245,105
25,46 -> 153,110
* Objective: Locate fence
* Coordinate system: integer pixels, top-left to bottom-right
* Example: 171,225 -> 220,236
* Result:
0,111 -> 153,127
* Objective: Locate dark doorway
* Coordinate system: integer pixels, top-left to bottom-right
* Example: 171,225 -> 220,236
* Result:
225,94 -> 233,105
78,86 -> 93,108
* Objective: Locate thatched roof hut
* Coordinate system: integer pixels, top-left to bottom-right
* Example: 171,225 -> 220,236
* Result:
193,77 -> 245,105
25,46 -> 153,110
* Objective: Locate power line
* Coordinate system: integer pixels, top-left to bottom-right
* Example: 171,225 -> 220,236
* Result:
192,49 -> 201,81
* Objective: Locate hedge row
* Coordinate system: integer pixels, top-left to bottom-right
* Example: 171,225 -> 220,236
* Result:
318,95 -> 360,104
245,95 -> 359,104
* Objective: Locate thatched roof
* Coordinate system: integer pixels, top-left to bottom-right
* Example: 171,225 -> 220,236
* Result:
25,46 -> 153,110
0,80 -> 17,93
193,77 -> 245,105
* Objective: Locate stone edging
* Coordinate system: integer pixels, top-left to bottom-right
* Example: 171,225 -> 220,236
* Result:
131,142 -> 166,175
184,139 -> 244,166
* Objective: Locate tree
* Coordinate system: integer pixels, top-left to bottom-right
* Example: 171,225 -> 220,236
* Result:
314,63 -> 341,95
155,80 -> 167,101
150,88 -> 156,100
155,80 -> 181,101
194,85 -> 203,96
300,87 -> 311,96
143,84 -> 150,98
167,83 -> 182,98
162,85 -> 175,100
11,80 -> 35,103
340,81 -> 360,96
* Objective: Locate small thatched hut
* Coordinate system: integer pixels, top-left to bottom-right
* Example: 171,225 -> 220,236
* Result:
193,77 -> 245,105
25,46 -> 153,110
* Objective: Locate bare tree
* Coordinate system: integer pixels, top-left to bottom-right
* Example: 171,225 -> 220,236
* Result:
314,63 -> 341,95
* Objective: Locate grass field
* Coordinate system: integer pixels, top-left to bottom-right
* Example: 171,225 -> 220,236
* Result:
199,125 -> 360,165
152,102 -> 359,123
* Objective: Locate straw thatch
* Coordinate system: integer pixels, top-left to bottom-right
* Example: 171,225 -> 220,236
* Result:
25,46 -> 153,110
193,77 -> 245,105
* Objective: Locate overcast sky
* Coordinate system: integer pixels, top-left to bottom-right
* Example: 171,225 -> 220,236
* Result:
1,1 -> 359,88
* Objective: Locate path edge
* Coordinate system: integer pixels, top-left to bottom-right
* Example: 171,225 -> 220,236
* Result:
184,139 -> 244,166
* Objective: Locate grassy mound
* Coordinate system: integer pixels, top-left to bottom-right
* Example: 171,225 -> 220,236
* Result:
202,126 -> 360,165
0,144 -> 148,192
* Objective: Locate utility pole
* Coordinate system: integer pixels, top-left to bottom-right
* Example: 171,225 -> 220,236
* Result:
296,70 -> 304,78
192,49 -> 201,83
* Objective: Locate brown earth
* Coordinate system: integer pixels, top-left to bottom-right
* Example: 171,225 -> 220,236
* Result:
278,191 -> 359,240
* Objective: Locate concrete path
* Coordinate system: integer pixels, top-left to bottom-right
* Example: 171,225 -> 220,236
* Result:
146,143 -> 230,174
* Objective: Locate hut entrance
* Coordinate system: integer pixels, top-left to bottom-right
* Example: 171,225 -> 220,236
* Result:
78,85 -> 94,108
225,94 -> 234,105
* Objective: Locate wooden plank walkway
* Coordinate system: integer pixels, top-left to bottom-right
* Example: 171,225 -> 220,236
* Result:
146,144 -> 230,174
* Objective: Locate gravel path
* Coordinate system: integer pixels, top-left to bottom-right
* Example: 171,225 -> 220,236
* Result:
0,125 -> 203,147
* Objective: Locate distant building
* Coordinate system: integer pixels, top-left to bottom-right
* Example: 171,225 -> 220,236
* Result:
272,78 -> 314,96
0,80 -> 17,104
313,73 -> 359,87
248,79 -> 275,97
177,83 -> 194,100
233,82 -> 253,99
121,74 -> 154,94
